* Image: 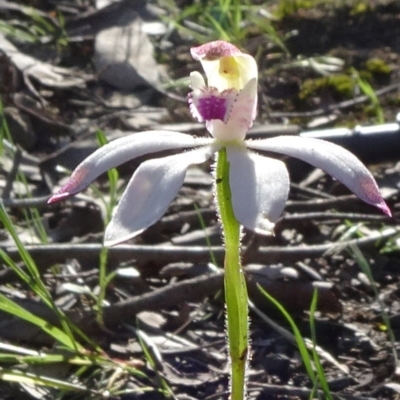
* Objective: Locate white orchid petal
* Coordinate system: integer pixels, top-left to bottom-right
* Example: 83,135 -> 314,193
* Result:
189,71 -> 206,91
48,131 -> 213,203
104,144 -> 220,246
227,146 -> 290,235
247,137 -> 391,215
189,71 -> 209,122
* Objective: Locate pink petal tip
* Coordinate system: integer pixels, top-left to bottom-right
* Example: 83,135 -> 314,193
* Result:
378,201 -> 392,217
190,40 -> 242,61
47,192 -> 71,204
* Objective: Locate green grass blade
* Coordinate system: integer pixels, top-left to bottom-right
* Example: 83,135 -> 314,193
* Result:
0,204 -> 100,352
309,289 -> 333,400
352,68 -> 384,123
0,201 -> 38,272
0,368 -> 93,393
0,293 -> 82,351
94,130 -> 119,323
257,285 -> 316,382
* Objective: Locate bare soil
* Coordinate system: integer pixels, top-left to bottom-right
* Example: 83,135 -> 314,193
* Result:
1,1 -> 400,399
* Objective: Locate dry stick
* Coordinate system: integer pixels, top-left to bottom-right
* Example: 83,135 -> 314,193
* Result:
102,272 -> 223,327
0,228 -> 396,284
0,274 -> 223,345
0,225 -> 394,338
0,193 -> 382,212
268,81 -> 400,118
281,211 -> 388,222
3,147 -> 22,199
246,383 -> 377,400
1,196 -> 50,209
207,386 -> 376,400
0,273 -> 223,343
285,195 -> 371,211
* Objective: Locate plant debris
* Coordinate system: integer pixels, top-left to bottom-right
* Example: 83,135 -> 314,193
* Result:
1,1 -> 400,399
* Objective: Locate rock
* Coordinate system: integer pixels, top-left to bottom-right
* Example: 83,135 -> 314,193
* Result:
94,16 -> 160,91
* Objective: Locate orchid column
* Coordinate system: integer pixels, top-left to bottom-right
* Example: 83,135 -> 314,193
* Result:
49,41 -> 390,400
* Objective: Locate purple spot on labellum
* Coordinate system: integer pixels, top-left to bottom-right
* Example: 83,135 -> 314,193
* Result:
198,95 -> 228,121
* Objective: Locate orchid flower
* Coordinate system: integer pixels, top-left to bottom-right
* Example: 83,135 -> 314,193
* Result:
49,40 -> 390,400
48,40 -> 390,246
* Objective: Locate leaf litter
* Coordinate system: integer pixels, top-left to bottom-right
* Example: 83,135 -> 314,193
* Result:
1,0 -> 400,399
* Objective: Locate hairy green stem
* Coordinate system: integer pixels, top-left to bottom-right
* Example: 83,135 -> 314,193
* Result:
216,147 -> 249,400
